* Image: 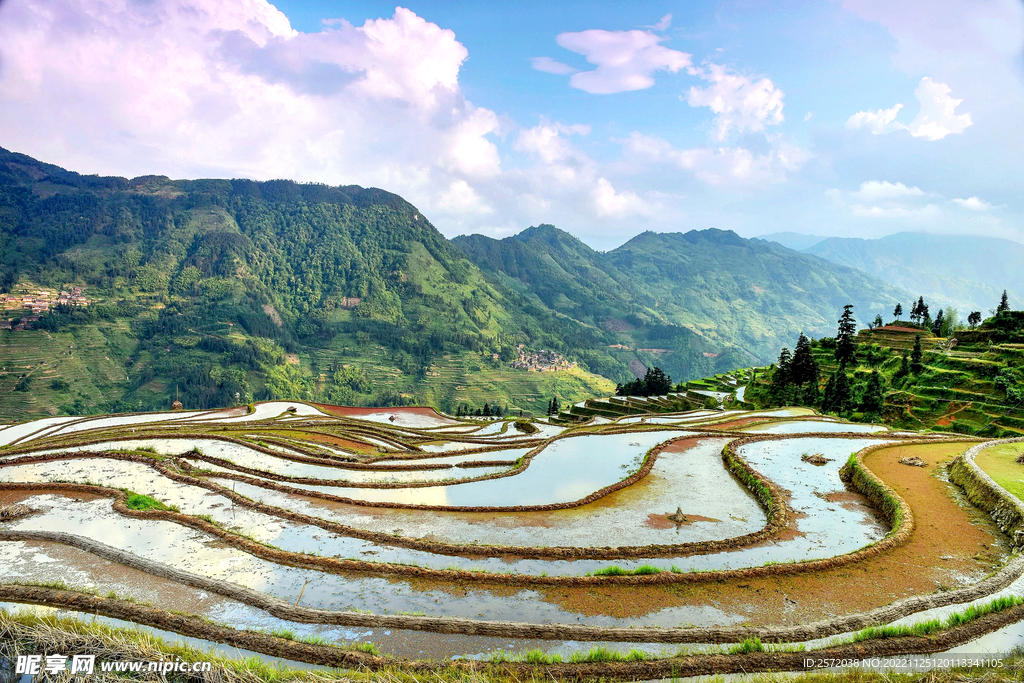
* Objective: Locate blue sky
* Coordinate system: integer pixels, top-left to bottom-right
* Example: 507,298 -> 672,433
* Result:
0,0 -> 1020,248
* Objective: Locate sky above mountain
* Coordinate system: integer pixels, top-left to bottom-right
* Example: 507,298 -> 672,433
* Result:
0,0 -> 1020,249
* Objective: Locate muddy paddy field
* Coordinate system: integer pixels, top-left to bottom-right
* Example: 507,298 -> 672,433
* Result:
3,401 -> 1024,680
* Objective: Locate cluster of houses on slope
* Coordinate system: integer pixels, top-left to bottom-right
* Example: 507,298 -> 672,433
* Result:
0,285 -> 89,330
510,344 -> 577,372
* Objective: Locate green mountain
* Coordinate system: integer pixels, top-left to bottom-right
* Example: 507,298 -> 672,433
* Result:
0,146 -> 911,420
456,226 -> 911,373
453,225 -> 745,383
804,232 -> 1024,314
0,147 -> 618,418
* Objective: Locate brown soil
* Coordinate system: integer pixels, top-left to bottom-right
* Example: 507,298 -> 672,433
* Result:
645,512 -> 719,529
554,441 -> 1004,625
313,404 -> 458,424
276,430 -> 378,453
703,417 -> 768,430
1,487 -> 108,504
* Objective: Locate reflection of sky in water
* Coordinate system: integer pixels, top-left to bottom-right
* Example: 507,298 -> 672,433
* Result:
216,431 -> 691,507
1,496 -> 745,628
743,420 -> 888,434
4,437 -> 891,580
226,438 -> 765,549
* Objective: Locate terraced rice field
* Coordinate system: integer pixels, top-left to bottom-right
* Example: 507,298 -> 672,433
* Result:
2,400 -> 1024,680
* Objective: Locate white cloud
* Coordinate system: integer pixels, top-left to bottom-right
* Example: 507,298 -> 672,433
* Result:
593,177 -> 648,217
845,78 -> 971,140
685,64 -> 785,141
554,29 -> 691,94
846,104 -> 905,134
953,196 -> 992,211
829,180 -> 956,223
510,121 -> 651,219
644,14 -> 673,31
0,0 -> 508,230
530,56 -> 577,75
907,77 -> 972,140
850,180 -> 924,202
621,132 -> 809,185
437,179 -> 492,214
850,203 -> 942,219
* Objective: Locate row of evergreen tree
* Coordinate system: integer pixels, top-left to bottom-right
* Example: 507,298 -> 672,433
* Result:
868,291 -> 1010,337
454,402 -> 506,417
768,305 -> 885,418
615,366 -> 674,397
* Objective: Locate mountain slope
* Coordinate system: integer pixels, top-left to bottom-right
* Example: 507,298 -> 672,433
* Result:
604,229 -> 911,362
455,225 -> 911,371
804,232 -> 1024,313
453,226 -> 747,383
0,147 -> 618,416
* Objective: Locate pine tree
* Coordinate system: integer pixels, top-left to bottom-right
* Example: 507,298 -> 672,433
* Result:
790,333 -> 818,387
860,371 -> 885,415
910,296 -> 927,324
643,366 -> 672,395
835,304 -> 857,366
931,309 -> 944,336
873,314 -> 884,329
770,347 -> 792,402
832,365 -> 852,415
911,335 -> 924,373
998,290 -> 1010,313
895,352 -> 910,379
551,396 -> 560,415
893,302 -> 903,321
968,311 -> 982,329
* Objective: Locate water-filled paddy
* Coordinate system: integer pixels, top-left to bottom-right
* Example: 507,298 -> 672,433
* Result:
197,437 -> 766,549
208,430 -> 692,508
3,404 -> 1021,669
742,420 -> 888,434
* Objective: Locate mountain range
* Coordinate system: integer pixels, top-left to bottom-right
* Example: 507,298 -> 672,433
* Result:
759,231 -> 1022,315
0,145 -> 910,417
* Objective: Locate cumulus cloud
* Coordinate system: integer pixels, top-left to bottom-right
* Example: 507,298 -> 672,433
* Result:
530,56 -> 577,75
685,64 -> 785,141
849,180 -> 924,202
953,196 -> 992,211
850,203 -> 942,219
846,78 -> 971,140
552,29 -> 691,94
846,104 -> 905,134
0,0 -> 515,229
509,121 -> 649,218
620,132 -> 809,185
826,180 -> 995,224
906,77 -> 972,140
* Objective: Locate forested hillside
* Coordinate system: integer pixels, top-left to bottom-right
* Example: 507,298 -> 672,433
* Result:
456,226 -> 911,376
0,147 -> 618,418
0,147 -> 908,419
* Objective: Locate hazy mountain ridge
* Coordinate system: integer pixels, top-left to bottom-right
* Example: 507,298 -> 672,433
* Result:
804,232 -> 1024,314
